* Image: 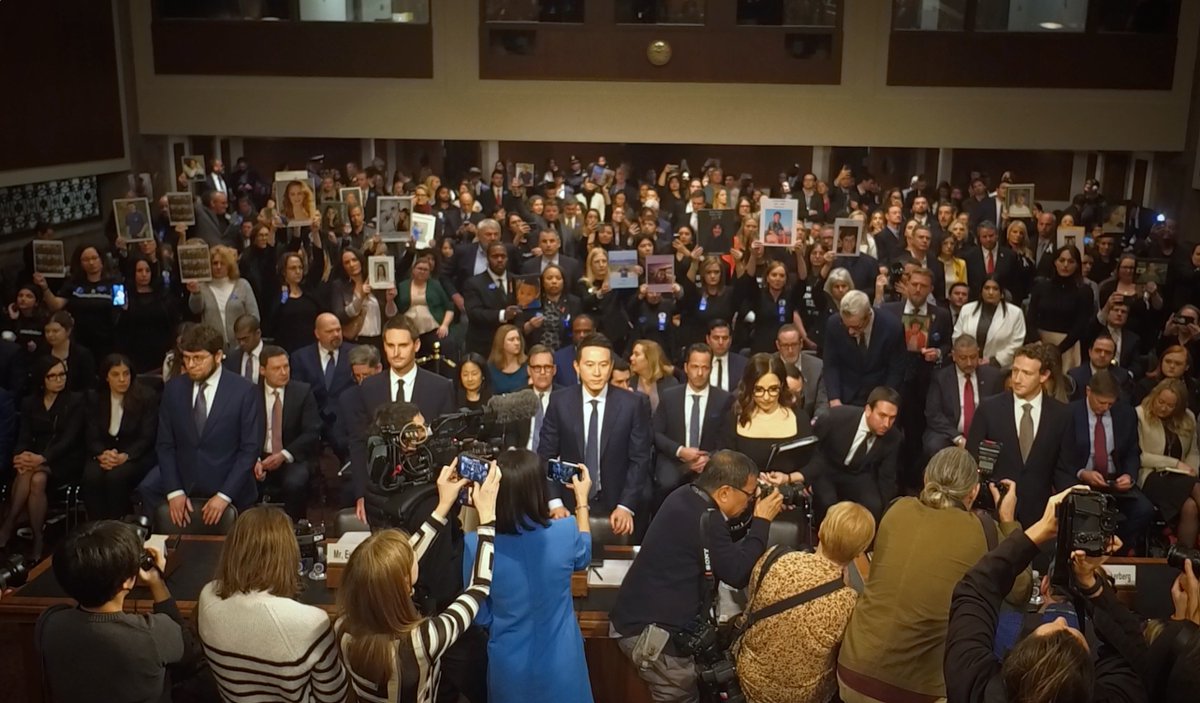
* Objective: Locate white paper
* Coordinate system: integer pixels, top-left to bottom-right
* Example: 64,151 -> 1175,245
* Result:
587,559 -> 633,587
1102,564 -> 1136,587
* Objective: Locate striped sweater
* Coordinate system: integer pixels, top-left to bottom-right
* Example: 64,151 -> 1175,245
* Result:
338,517 -> 496,703
198,583 -> 348,702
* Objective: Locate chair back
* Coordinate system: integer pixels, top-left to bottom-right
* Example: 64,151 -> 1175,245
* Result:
329,508 -> 370,538
589,515 -> 632,547
153,501 -> 238,535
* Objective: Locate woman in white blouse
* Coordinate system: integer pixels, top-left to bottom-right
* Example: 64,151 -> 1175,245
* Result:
187,244 -> 260,348
952,277 -> 1026,368
1137,378 -> 1200,549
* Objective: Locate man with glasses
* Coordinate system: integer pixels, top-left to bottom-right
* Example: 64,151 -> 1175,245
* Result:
774,324 -> 826,418
512,344 -> 559,450
139,324 -> 263,527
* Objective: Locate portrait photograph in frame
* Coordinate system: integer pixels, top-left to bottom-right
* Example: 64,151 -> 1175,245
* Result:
834,218 -> 864,258
608,249 -> 640,290
181,155 -> 206,181
113,197 -> 153,242
645,254 -> 676,294
759,198 -> 798,247
1005,183 -> 1035,220
275,179 -> 320,228
377,195 -> 413,243
368,255 -> 394,290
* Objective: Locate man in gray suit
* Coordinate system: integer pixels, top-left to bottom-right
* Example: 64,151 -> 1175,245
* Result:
192,191 -> 237,249
775,324 -> 827,419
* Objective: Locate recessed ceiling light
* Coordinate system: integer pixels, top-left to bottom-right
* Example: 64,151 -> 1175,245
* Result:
1039,21 -> 1063,29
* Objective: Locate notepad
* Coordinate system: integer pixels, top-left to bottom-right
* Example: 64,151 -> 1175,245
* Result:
587,560 -> 634,587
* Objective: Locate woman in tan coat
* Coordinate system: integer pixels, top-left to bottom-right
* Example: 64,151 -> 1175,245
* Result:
1137,378 -> 1200,548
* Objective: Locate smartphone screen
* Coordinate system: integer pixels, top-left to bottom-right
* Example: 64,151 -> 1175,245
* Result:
111,284 -> 126,307
546,458 -> 580,485
458,454 -> 490,483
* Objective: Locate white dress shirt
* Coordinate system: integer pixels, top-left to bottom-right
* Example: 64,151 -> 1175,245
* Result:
389,365 -> 419,403
547,385 -> 633,515
844,412 -> 874,465
320,345 -> 339,371
1013,391 -> 1044,435
473,245 -> 489,276
108,395 -> 124,437
710,355 -> 731,391
678,385 -> 711,454
526,389 -> 552,451
490,272 -> 509,322
263,384 -> 295,463
169,367 -> 230,503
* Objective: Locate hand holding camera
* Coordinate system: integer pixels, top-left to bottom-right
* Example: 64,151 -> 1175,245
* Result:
1026,485 -> 1090,546
471,461 -> 502,525
987,478 -> 1018,523
1170,558 -> 1200,625
753,487 -> 784,522
1070,535 -> 1123,595
137,546 -> 166,584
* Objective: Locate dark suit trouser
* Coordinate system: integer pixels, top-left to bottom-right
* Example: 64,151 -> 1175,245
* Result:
653,456 -> 695,514
258,460 -> 311,520
1112,487 -> 1155,554
83,458 -> 153,520
812,469 -> 884,524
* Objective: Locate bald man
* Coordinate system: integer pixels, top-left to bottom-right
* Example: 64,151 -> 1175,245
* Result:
290,313 -> 358,460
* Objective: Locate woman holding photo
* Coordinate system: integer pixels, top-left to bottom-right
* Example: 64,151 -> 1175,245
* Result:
679,249 -> 740,350
280,180 -> 318,227
331,248 -> 396,349
628,339 -> 678,412
271,252 -> 326,354
743,243 -> 810,353
797,248 -> 835,354
186,245 -> 261,348
6,283 -> 49,357
34,243 -> 121,361
580,248 -> 632,353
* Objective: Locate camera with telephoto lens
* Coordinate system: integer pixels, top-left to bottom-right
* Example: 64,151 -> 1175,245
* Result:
0,555 -> 28,589
1052,490 -> 1119,588
758,482 -> 804,508
673,616 -> 746,703
1167,545 -> 1200,572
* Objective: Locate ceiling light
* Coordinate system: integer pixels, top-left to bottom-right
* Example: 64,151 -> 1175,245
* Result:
1039,21 -> 1063,29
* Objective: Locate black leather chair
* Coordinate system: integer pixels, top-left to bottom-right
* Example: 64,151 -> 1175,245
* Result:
152,501 -> 237,535
589,515 -> 632,548
329,507 -> 370,538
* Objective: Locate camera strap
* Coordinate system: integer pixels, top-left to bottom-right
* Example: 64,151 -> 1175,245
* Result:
974,510 -> 998,552
697,508 -> 719,622
736,545 -> 843,642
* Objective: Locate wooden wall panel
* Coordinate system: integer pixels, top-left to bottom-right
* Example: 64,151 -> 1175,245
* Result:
0,2 -> 124,172
240,138 -> 364,176
951,149 -> 1075,201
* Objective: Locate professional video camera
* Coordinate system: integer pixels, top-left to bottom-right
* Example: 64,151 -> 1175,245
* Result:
1052,489 -> 1119,589
674,616 -> 746,703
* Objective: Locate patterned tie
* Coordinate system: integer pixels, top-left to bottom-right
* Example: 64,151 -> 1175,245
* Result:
193,382 -> 209,435
323,351 -> 335,389
271,391 -> 283,454
1094,412 -> 1109,475
962,374 -> 975,436
532,393 -> 545,452
1019,402 -> 1035,462
689,394 -> 702,448
243,352 -> 254,381
586,399 -> 600,501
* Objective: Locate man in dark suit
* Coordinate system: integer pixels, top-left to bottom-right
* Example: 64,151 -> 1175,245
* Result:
652,343 -> 734,508
254,346 -> 321,519
1068,333 -> 1135,403
290,313 -> 357,460
478,171 -> 508,217
451,218 -> 509,290
1032,211 -> 1059,277
967,344 -> 1078,528
963,221 -> 1016,299
1069,369 -> 1153,551
443,190 -> 484,241
923,334 -> 1005,458
510,344 -> 559,451
538,335 -> 653,537
559,199 -> 585,258
553,314 -> 594,388
519,229 -> 583,292
902,224 -> 946,300
191,191 -> 236,249
823,290 -> 905,407
343,316 -> 455,522
970,182 -> 1007,235
222,313 -> 263,381
140,324 -> 263,527
706,319 -> 747,393
805,387 -> 903,522
462,241 -> 520,359
875,204 -> 905,265
775,325 -> 827,419
1087,296 -> 1142,374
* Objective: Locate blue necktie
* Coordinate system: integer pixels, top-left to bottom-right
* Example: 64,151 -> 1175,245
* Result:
689,394 -> 701,448
532,393 -> 545,452
586,399 -> 600,501
323,351 -> 335,389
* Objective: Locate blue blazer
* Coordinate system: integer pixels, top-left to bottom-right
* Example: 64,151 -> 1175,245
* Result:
537,384 -> 652,513
822,311 -> 906,406
155,371 -> 263,509
552,346 -> 578,388
1070,399 -> 1140,481
1067,364 -> 1134,404
291,342 -> 358,423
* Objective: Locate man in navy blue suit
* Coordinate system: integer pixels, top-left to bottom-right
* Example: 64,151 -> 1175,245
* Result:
1070,369 -> 1153,551
552,314 -> 594,388
1067,333 -> 1135,403
538,334 -> 653,537
140,324 -> 263,527
290,313 -> 356,459
823,290 -> 906,407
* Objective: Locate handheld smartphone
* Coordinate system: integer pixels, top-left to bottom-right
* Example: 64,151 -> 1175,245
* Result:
547,458 -> 581,485
111,284 -> 126,307
457,453 -> 490,483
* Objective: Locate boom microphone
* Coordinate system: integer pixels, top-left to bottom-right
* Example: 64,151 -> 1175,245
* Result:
481,389 -> 541,425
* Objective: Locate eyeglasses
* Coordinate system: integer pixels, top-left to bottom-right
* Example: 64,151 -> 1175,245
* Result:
728,484 -> 758,501
753,385 -> 781,397
181,353 -> 213,367
529,365 -> 555,373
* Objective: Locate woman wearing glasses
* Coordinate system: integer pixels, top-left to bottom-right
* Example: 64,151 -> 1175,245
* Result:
730,353 -> 813,475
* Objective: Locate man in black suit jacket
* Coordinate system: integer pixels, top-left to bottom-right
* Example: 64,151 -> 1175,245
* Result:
222,313 -> 264,382
652,343 -> 734,509
537,335 -> 653,537
290,313 -> 357,460
823,290 -> 906,407
804,388 -> 902,522
967,344 -> 1078,528
451,218 -> 517,291
963,221 -> 1016,299
924,335 -> 1005,458
902,224 -> 946,301
1068,333 -> 1135,403
875,204 -> 905,265
706,319 -> 747,393
519,229 -> 583,293
343,317 -> 455,522
1069,369 -> 1153,550
254,346 -> 321,519
1087,298 -> 1142,374
969,186 -> 1007,235
462,241 -> 521,359
443,191 -> 484,240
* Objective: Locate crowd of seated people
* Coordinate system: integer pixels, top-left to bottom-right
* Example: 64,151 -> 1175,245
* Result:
2,155 -> 1200,703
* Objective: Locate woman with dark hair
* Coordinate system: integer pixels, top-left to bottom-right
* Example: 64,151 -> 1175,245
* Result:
1099,251 -> 1165,354
43,311 -> 97,393
679,250 -> 741,351
331,247 -> 396,348
5,283 -> 49,355
463,449 -> 593,703
395,252 -> 455,362
238,224 -> 283,330
952,276 -> 1027,368
520,265 -> 583,352
797,246 -> 834,354
162,321 -> 198,382
271,251 -> 326,354
743,242 -> 809,353
1027,245 -> 1095,371
456,353 -> 493,411
116,257 -> 178,374
1,356 -> 86,559
731,353 -> 812,473
33,243 -> 121,359
82,354 -> 158,519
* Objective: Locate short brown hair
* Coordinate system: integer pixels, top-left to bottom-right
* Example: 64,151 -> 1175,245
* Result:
1001,629 -> 1092,703
212,506 -> 300,599
817,502 -> 875,564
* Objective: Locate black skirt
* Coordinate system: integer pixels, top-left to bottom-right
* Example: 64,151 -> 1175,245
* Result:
1142,471 -> 1198,522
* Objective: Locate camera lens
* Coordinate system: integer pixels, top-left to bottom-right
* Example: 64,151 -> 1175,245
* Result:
1166,545 -> 1200,573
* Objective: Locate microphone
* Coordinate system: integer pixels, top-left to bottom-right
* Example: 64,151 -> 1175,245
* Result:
481,389 -> 541,425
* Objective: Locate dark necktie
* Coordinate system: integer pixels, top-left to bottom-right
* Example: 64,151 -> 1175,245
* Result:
850,432 -> 872,466
716,359 -> 723,390
396,377 -> 406,403
193,382 -> 209,435
962,374 -> 975,436
323,351 -> 335,389
270,391 -> 283,454
243,352 -> 254,381
532,393 -> 545,452
689,394 -> 702,448
1019,402 -> 1035,461
1094,413 -> 1109,475
586,399 -> 600,500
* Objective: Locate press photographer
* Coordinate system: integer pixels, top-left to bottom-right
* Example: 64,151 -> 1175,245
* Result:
609,449 -> 784,703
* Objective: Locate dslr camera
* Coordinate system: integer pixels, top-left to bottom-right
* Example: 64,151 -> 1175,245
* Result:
673,615 -> 746,703
758,482 -> 804,508
1052,490 -> 1119,587
1167,545 -> 1200,573
0,554 -> 28,589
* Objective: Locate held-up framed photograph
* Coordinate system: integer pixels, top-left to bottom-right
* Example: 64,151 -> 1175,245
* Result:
514,162 -> 536,186
178,242 -> 213,283
377,195 -> 413,243
181,155 -> 206,181
166,192 -> 196,226
319,201 -> 347,234
697,209 -> 737,254
112,197 -> 153,242
368,255 -> 394,290
410,212 -> 436,249
32,240 -> 67,277
834,218 -> 863,258
274,179 -> 319,228
1056,226 -> 1086,258
1005,183 -> 1035,220
759,198 -> 798,247
339,186 -> 364,211
902,314 -> 931,352
608,250 -> 640,290
645,254 -> 676,294
1135,258 -> 1169,285
515,274 -> 542,311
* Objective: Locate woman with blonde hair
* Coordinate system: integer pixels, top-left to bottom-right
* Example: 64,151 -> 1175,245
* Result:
628,339 -> 678,412
1004,219 -> 1036,304
1139,378 -> 1200,547
580,247 -> 633,352
937,232 -> 967,290
198,506 -> 348,702
488,323 -> 529,394
280,180 -> 318,226
337,463 -> 501,703
838,447 -> 1030,703
186,244 -> 260,346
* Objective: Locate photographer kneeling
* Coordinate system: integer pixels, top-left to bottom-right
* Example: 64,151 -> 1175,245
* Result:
945,486 -> 1145,703
609,449 -> 784,703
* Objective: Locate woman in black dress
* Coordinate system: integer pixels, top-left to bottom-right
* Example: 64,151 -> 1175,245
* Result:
1137,378 -> 1200,548
43,311 -> 97,393
456,353 -> 493,412
117,257 -> 178,374
82,354 -> 159,519
679,252 -> 741,351
0,356 -> 86,559
1027,245 -> 1095,371
731,353 -> 813,474
272,251 -> 326,353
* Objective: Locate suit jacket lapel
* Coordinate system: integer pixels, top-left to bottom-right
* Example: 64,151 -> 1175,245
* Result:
201,378 -> 232,440
600,394 -> 620,459
569,392 -> 586,455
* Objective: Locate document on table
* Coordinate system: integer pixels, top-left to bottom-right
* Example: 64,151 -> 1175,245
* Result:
587,560 -> 633,587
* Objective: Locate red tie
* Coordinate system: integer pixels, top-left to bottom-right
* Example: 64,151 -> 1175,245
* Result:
986,250 -> 995,275
962,374 -> 975,436
1094,413 -> 1108,475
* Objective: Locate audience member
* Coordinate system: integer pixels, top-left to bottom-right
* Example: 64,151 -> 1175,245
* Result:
292,313 -> 357,459
186,245 -> 261,349
487,324 -> 530,394
347,342 -> 382,384
706,318 -> 747,394
823,290 -> 905,407
963,221 -> 1015,300
629,338 -> 678,412
83,354 -> 159,520
272,251 -> 326,354
1090,293 -> 1142,373
924,334 -> 1005,457
456,352 -> 493,411
35,243 -> 120,360
774,324 -> 827,418
222,313 -> 263,384
42,310 -> 97,393
1027,245 -> 1095,371
1135,345 -> 1199,413
1068,332 -> 1134,402
464,241 -> 520,358
395,252 -> 456,363
1137,378 -> 1200,548
253,346 -> 321,519
116,257 -> 179,374
330,247 -> 395,348
733,353 -> 813,486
